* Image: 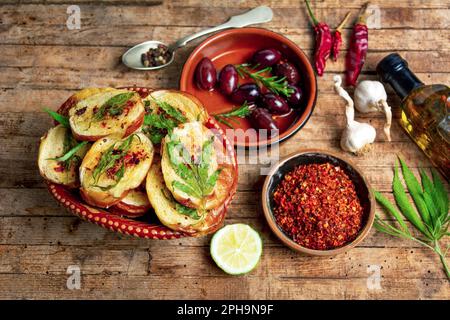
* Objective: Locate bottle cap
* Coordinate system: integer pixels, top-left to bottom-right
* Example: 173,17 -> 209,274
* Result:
376,53 -> 408,83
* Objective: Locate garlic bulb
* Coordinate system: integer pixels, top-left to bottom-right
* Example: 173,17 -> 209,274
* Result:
334,75 -> 376,155
354,80 -> 392,141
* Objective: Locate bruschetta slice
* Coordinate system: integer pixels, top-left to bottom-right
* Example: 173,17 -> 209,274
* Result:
69,89 -> 145,141
38,124 -> 90,188
110,187 -> 151,217
57,87 -> 117,117
146,158 -> 225,236
141,90 -> 208,145
79,132 -> 154,208
161,121 -> 234,210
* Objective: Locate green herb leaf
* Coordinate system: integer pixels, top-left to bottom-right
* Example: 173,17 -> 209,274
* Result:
49,141 -> 88,163
142,99 -> 187,143
91,134 -> 135,188
213,102 -> 253,128
235,64 -> 294,97
432,168 -> 449,216
166,134 -> 221,204
399,157 -> 431,227
374,158 -> 450,279
44,108 -> 70,128
175,203 -> 201,220
374,190 -> 409,233
392,161 -> 429,237
93,92 -> 135,121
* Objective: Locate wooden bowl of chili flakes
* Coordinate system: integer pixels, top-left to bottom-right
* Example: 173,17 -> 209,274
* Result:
262,149 -> 375,256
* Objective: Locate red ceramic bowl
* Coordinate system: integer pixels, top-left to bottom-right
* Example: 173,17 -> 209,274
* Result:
46,87 -> 238,239
180,27 -> 317,148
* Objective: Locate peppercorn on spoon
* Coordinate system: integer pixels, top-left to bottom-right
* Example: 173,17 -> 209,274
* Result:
121,6 -> 273,71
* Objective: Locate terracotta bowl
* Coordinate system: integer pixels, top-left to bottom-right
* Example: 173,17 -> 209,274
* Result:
46,87 -> 238,240
179,27 -> 317,148
262,149 -> 375,255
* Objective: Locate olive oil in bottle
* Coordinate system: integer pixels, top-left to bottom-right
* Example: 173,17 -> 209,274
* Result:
377,53 -> 449,180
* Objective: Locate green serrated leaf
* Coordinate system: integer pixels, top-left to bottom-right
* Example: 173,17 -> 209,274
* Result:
431,168 -> 449,216
44,108 -> 70,128
374,190 -> 409,233
173,181 -> 202,199
399,157 -> 431,226
393,163 -> 429,235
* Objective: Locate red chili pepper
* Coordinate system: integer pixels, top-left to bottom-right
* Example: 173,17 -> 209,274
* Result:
332,12 -> 351,62
346,4 -> 370,86
305,0 -> 332,77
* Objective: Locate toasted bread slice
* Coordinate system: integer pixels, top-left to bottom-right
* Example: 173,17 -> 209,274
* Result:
144,90 -> 208,122
38,124 -> 90,188
58,88 -> 117,117
69,89 -> 145,141
146,159 -> 225,236
160,121 -> 235,210
141,90 -> 209,145
110,188 -> 151,217
80,133 -> 154,208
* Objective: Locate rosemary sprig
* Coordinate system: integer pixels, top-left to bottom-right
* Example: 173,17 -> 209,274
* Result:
213,102 -> 252,128
235,63 -> 294,97
93,92 -> 135,121
91,134 -> 136,190
374,157 -> 449,279
166,135 -> 220,202
44,108 -> 70,128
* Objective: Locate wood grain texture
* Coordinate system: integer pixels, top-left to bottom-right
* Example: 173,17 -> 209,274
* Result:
0,0 -> 449,300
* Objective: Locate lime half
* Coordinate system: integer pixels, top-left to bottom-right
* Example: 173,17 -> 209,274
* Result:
210,224 -> 262,275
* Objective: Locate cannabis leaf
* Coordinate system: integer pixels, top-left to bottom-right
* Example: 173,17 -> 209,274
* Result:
374,157 -> 449,279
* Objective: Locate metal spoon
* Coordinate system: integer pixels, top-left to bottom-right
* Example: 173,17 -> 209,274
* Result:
122,6 -> 273,71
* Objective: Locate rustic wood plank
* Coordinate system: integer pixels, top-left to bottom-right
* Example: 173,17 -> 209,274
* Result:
0,273 -> 447,299
0,245 -> 447,281
0,215 -> 447,250
2,45 -> 448,73
1,5 -> 448,29
0,0 -> 448,300
1,25 -> 448,51
171,0 -> 450,9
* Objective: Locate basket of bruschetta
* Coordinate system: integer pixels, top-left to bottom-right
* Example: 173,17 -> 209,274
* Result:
38,87 -> 238,239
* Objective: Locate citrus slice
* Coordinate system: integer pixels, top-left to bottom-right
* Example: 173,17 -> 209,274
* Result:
210,224 -> 262,275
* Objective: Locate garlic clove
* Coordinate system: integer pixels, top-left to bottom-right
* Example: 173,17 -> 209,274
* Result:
334,75 -> 377,155
354,80 -> 392,141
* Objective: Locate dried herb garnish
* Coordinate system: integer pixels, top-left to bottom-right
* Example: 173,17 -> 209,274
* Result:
91,134 -> 137,190
213,101 -> 252,128
93,92 -> 135,121
143,99 -> 187,144
374,158 -> 449,279
235,63 -> 294,97
166,134 -> 220,201
44,108 -> 70,128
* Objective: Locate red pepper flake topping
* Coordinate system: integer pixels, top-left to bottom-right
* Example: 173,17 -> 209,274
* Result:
272,162 -> 364,250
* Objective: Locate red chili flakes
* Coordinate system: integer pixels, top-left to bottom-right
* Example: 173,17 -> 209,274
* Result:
272,162 -> 364,250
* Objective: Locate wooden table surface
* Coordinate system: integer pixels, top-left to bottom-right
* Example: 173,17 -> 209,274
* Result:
0,0 -> 449,300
